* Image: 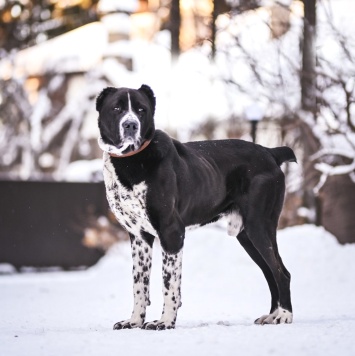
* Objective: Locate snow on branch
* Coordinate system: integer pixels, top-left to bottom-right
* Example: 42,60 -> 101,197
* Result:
311,148 -> 355,194
310,148 -> 355,161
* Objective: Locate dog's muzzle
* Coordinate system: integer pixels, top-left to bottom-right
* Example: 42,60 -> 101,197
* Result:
119,117 -> 141,152
122,119 -> 139,138
98,116 -> 142,156
120,116 -> 140,140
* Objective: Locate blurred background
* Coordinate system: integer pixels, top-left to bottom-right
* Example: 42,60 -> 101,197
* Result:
0,0 -> 354,271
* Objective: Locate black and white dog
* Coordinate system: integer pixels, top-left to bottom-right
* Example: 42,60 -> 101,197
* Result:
96,84 -> 296,330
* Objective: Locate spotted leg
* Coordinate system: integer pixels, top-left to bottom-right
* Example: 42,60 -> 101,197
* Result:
113,233 -> 154,330
142,249 -> 183,330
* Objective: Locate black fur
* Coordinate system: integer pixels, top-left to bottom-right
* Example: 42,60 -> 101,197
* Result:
97,85 -> 296,329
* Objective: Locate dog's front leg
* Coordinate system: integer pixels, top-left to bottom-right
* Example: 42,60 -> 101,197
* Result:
142,249 -> 183,330
113,233 -> 153,330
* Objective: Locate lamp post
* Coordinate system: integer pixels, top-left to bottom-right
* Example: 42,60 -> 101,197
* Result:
245,103 -> 263,143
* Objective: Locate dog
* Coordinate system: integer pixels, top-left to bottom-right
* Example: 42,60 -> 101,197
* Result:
96,84 -> 296,330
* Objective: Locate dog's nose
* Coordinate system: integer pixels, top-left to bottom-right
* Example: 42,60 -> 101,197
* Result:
122,120 -> 138,136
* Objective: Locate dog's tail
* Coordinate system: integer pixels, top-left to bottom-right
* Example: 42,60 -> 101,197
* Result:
269,147 -> 297,166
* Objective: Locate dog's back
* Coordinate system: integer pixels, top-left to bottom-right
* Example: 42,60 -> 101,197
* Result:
179,136 -> 296,175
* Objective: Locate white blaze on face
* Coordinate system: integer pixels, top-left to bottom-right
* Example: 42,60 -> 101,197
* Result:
119,92 -> 141,147
128,91 -> 132,112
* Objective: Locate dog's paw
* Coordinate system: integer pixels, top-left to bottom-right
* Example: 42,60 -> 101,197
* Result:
254,307 -> 293,325
141,320 -> 175,331
113,319 -> 143,330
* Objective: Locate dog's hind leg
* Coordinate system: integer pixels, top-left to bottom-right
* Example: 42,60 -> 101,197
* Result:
241,227 -> 293,324
113,232 -> 154,330
237,230 -> 279,316
240,175 -> 293,324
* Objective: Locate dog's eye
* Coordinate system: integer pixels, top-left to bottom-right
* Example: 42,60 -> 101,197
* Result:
114,107 -> 121,112
138,108 -> 145,114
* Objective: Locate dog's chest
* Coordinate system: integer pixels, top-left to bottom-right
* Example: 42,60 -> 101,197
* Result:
103,153 -> 157,237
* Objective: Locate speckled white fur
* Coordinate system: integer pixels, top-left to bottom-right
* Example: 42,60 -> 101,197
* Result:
97,136 -> 126,156
143,250 -> 183,330
227,211 -> 244,236
103,152 -> 157,238
254,305 -> 293,325
103,152 -> 158,329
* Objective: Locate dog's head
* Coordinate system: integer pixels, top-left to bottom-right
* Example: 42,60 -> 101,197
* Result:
96,85 -> 156,156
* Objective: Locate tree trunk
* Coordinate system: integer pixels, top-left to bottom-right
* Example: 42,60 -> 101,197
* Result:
211,0 -> 218,59
300,0 -> 320,224
170,0 -> 181,62
301,0 -> 317,113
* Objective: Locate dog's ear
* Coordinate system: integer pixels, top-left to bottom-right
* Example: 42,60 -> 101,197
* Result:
138,84 -> 156,116
96,87 -> 117,112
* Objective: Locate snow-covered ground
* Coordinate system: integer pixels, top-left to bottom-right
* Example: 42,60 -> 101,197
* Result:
1,224 -> 355,356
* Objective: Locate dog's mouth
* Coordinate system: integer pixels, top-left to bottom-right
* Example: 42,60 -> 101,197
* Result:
117,137 -> 138,152
98,136 -> 141,156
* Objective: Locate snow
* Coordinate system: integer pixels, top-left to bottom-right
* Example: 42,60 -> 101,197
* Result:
212,3 -> 304,120
63,159 -> 103,182
1,224 -> 355,356
1,22 -> 108,77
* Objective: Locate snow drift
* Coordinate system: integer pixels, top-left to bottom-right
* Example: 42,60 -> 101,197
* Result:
1,224 -> 354,356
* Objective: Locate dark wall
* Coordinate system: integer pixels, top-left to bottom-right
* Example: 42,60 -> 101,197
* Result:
0,180 -> 108,269
321,175 -> 355,244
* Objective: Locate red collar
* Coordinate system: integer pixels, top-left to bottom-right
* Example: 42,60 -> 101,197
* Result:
109,140 -> 152,158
